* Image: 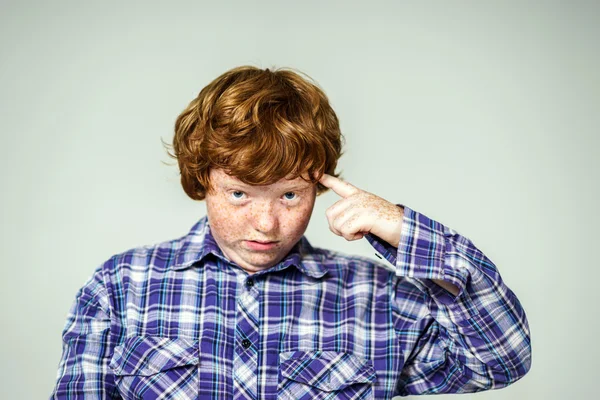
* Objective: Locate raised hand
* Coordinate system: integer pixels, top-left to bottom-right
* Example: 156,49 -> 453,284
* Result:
319,173 -> 404,247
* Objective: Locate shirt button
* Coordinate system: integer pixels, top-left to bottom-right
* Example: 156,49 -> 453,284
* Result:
245,279 -> 254,288
242,339 -> 251,349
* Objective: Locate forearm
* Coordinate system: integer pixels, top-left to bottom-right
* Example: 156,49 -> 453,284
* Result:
368,204 -> 531,390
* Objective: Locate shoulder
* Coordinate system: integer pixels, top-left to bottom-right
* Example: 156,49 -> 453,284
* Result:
313,246 -> 398,285
313,246 -> 426,299
97,232 -> 189,284
94,216 -> 209,279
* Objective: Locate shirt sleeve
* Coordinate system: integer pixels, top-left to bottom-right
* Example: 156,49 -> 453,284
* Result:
49,265 -> 121,399
365,204 -> 532,395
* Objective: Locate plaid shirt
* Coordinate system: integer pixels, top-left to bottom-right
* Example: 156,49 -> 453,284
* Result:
50,204 -> 531,399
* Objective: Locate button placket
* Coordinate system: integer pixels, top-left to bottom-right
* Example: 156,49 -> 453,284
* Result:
234,275 -> 261,396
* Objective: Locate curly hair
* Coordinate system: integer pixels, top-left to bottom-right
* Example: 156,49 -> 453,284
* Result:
163,65 -> 344,201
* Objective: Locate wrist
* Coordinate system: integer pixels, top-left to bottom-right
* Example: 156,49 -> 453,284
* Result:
383,205 -> 404,248
392,205 -> 404,247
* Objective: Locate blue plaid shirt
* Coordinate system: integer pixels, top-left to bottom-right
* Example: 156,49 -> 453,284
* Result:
50,204 -> 531,399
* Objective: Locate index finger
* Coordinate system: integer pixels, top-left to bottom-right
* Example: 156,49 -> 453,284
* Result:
319,173 -> 360,198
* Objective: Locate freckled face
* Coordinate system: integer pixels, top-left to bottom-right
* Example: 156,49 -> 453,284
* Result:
205,168 -> 317,275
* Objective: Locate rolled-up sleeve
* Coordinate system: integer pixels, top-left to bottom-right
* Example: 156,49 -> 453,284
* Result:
366,204 -> 532,395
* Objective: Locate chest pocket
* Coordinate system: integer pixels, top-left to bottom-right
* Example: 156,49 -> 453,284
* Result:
109,335 -> 200,400
278,350 -> 377,400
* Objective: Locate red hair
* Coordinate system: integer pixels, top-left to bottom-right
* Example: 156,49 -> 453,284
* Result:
164,65 -> 344,200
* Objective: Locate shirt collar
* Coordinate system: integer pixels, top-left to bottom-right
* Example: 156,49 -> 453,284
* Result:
172,216 -> 328,279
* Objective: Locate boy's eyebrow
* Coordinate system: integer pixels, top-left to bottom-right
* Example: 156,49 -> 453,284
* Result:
221,181 -> 247,188
221,182 -> 313,191
286,183 -> 313,191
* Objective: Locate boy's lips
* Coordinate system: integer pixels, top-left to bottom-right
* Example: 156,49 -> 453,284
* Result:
245,240 -> 278,250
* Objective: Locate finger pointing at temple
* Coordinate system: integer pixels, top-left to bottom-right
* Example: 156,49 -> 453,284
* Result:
318,173 -> 361,198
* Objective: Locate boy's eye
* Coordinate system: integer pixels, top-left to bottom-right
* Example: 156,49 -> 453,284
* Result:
231,191 -> 245,199
228,191 -> 297,201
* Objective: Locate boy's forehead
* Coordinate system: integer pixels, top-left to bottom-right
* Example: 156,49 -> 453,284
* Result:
212,168 -> 312,189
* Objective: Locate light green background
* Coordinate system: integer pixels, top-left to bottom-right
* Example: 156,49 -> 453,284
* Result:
1,1 -> 598,398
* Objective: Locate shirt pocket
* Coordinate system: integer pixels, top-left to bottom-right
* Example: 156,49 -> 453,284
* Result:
278,350 -> 377,400
109,335 -> 200,400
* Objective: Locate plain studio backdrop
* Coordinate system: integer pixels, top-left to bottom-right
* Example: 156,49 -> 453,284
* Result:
1,1 -> 598,399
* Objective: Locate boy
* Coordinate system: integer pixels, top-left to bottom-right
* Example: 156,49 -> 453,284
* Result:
50,65 -> 531,399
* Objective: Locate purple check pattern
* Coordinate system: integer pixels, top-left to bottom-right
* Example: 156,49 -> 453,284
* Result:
50,204 -> 531,399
